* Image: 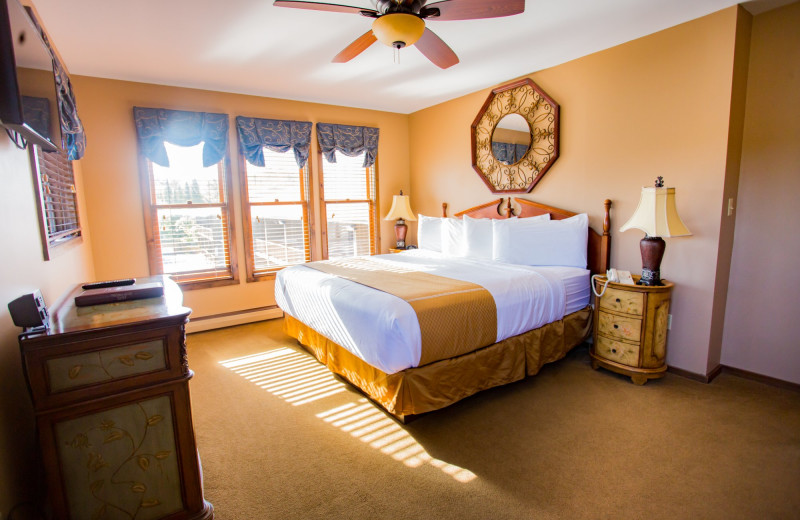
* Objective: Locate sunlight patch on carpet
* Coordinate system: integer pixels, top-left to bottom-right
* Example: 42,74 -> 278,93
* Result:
220,348 -> 476,483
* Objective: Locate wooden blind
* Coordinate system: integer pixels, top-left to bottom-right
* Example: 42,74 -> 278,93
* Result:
143,143 -> 236,285
320,152 -> 377,259
32,146 -> 81,250
241,148 -> 311,280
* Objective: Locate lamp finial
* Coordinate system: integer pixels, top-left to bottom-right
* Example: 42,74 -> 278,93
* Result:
655,176 -> 664,188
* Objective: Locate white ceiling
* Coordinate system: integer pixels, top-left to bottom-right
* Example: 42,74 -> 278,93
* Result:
30,0 -> 790,114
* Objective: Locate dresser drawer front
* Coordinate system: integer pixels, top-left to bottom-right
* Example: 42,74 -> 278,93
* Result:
598,312 -> 642,342
46,339 -> 167,393
595,335 -> 639,366
599,287 -> 644,315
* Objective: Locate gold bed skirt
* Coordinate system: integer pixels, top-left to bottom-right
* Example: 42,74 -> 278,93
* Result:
284,306 -> 592,419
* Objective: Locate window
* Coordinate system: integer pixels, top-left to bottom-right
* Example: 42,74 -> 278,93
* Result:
319,151 -> 378,259
30,145 -> 81,259
140,143 -> 238,287
240,147 -> 312,280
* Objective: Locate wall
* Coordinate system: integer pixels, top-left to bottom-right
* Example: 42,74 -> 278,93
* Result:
721,1 -> 800,384
0,139 -> 95,513
70,77 -> 411,319
408,7 -> 744,376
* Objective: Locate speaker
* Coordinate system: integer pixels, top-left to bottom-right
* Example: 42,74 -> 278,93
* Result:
7,290 -> 49,330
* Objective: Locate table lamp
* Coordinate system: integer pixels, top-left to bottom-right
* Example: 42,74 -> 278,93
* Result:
620,177 -> 691,286
384,190 -> 416,249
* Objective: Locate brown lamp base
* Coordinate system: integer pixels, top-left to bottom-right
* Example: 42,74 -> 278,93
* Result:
638,236 -> 665,286
394,219 -> 408,249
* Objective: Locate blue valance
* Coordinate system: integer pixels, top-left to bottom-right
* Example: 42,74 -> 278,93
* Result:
133,107 -> 229,167
492,142 -> 529,165
28,7 -> 86,160
316,123 -> 379,168
236,117 -> 312,168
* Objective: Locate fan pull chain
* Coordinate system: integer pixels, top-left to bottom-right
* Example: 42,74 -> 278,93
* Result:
393,45 -> 400,64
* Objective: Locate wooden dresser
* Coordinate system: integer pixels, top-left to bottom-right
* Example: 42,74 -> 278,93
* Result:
591,275 -> 673,385
18,276 -> 213,520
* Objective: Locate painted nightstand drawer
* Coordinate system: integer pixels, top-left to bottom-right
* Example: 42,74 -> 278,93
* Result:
595,335 -> 640,366
598,311 -> 642,343
599,287 -> 644,316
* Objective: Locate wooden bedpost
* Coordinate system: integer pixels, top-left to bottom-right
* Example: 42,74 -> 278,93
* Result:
599,199 -> 612,274
504,198 -> 514,217
442,202 -> 448,218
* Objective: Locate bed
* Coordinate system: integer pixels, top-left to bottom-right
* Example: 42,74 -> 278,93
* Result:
276,197 -> 611,422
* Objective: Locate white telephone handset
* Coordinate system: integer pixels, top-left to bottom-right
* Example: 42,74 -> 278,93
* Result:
592,268 -> 635,297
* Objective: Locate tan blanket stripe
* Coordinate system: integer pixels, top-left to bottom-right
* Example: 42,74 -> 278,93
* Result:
306,258 -> 497,366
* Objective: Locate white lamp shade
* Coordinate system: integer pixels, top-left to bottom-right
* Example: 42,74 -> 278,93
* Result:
384,194 -> 417,221
620,187 -> 691,238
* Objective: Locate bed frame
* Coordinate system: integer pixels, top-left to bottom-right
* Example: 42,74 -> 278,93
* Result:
285,198 -> 612,423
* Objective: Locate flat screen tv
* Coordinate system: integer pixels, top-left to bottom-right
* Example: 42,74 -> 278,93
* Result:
0,0 -> 62,151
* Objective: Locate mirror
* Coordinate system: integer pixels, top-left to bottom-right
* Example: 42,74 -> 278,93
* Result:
471,79 -> 560,193
491,114 -> 531,165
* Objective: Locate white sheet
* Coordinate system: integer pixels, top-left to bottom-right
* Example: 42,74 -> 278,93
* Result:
275,250 -> 590,374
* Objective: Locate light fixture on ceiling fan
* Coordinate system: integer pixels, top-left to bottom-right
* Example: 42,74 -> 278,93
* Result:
273,0 -> 525,69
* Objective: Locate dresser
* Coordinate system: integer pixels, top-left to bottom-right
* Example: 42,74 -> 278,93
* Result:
591,276 -> 673,385
18,276 -> 213,520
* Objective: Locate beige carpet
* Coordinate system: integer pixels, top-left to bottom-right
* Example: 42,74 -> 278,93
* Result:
186,319 -> 800,520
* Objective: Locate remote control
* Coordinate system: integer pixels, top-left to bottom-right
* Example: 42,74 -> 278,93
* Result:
81,278 -> 136,291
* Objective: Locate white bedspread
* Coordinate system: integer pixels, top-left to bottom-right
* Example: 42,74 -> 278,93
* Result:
275,250 -> 589,374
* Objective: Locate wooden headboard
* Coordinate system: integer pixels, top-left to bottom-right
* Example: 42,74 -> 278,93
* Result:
442,198 -> 611,275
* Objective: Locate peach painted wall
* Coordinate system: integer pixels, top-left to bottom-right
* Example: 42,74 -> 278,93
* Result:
70,77 -> 411,319
721,2 -> 800,384
0,139 -> 95,511
408,7 -> 743,376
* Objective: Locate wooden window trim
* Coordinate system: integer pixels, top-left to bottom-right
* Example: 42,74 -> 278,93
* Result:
138,150 -> 239,291
29,145 -> 82,261
317,150 -> 380,259
237,149 -> 315,283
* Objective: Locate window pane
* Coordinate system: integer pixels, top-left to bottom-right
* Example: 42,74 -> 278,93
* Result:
251,205 -> 307,270
152,143 -> 221,204
326,202 -> 372,259
246,148 -> 302,202
157,207 -> 228,274
322,152 -> 367,200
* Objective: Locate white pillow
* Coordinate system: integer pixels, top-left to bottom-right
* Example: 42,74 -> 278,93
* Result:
463,215 -> 493,260
441,218 -> 467,257
493,213 -> 588,268
418,214 -> 443,252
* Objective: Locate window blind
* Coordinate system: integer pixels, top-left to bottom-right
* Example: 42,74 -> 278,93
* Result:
321,151 -> 376,259
34,146 -> 80,244
145,143 -> 235,284
242,148 -> 311,278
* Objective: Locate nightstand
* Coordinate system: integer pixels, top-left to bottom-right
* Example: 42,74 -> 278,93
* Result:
389,247 -> 414,254
591,275 -> 673,385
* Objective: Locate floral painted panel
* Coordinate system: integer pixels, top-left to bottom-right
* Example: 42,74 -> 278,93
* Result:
47,340 -> 166,392
55,396 -> 183,520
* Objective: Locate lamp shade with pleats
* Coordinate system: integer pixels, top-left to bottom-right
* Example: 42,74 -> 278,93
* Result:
384,194 -> 416,222
620,187 -> 691,238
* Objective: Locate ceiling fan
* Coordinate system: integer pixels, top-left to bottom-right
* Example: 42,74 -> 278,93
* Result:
273,0 -> 525,69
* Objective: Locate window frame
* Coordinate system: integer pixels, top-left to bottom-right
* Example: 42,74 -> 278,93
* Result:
29,144 -> 82,260
237,148 -> 315,282
138,147 -> 239,290
317,149 -> 380,259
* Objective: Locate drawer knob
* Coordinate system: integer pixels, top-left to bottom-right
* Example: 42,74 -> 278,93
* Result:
615,298 -> 621,303
613,324 -> 619,329
611,348 -> 617,354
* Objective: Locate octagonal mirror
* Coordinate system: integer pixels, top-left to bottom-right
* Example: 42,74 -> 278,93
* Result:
471,78 -> 560,193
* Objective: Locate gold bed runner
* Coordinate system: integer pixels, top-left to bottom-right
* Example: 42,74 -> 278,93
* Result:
306,258 -> 497,366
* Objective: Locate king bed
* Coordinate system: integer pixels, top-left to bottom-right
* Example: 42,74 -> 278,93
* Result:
276,197 -> 611,422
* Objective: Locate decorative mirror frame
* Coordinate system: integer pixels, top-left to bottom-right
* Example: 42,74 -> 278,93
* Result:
471,78 -> 560,193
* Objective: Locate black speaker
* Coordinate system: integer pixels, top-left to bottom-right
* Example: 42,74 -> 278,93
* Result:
7,290 -> 49,330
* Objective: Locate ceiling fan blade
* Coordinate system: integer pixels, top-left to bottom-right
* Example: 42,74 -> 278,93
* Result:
273,1 -> 379,16
415,28 -> 459,69
421,0 -> 524,21
332,31 -> 378,63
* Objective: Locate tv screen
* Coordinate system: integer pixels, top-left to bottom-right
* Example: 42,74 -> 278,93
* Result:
0,0 -> 62,151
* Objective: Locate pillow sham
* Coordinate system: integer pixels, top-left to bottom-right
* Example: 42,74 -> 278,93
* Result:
417,214 -> 443,252
463,213 -> 550,260
493,213 -> 589,268
441,218 -> 467,257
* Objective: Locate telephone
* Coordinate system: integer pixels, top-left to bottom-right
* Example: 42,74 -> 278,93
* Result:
592,268 -> 634,297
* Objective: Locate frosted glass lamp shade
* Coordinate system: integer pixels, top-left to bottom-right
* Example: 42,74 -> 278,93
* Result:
620,187 -> 691,238
372,14 -> 425,48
